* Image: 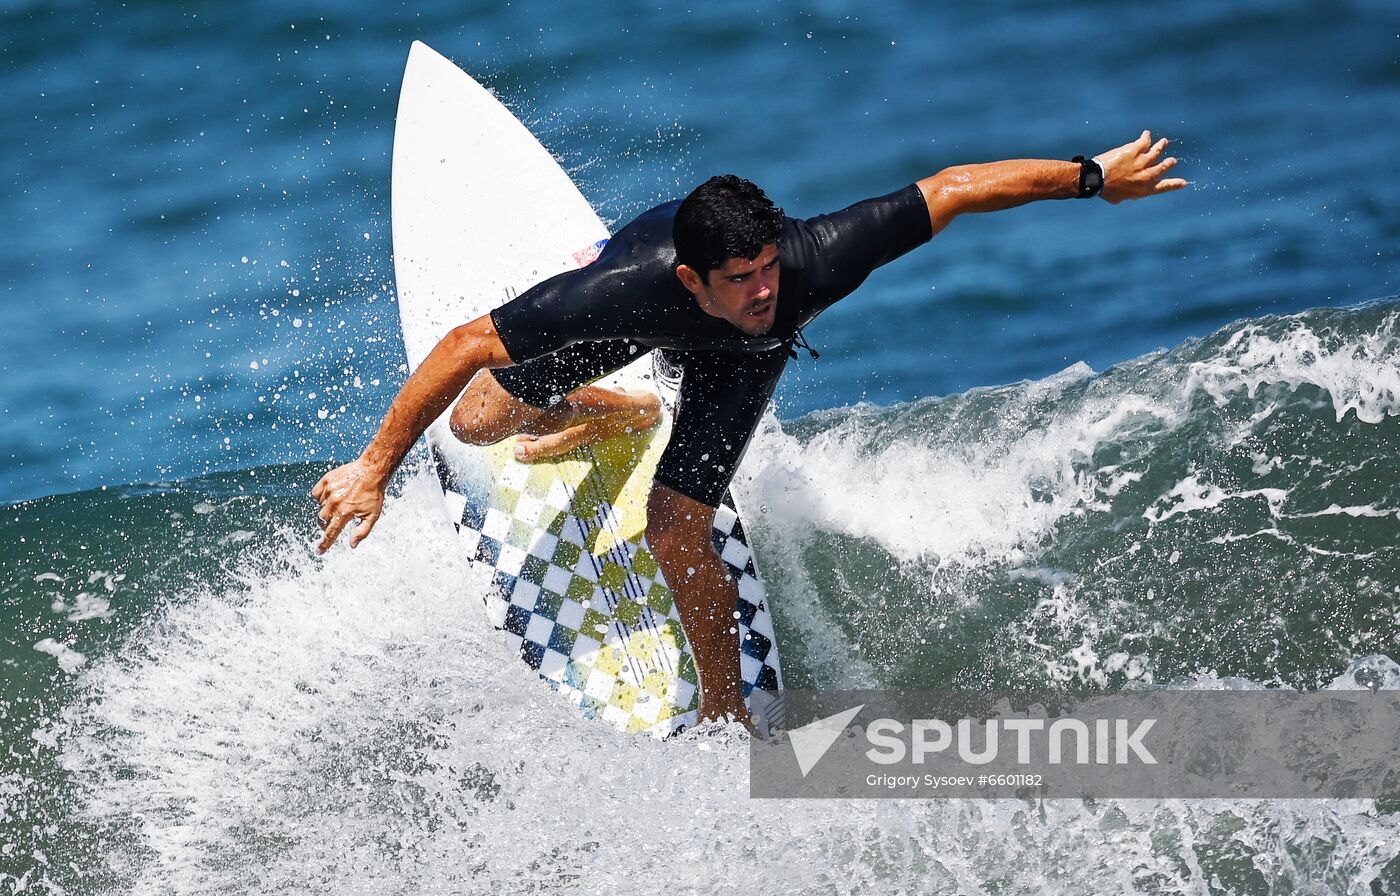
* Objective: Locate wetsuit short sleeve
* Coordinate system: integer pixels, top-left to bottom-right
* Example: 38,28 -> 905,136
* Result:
488,267 -> 597,364
487,202 -> 683,364
790,183 -> 933,319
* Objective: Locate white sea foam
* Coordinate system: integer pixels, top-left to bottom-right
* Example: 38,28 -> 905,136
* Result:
737,373 -> 1168,569
50,592 -> 113,623
1184,311 -> 1400,424
742,412 -> 1070,568
1286,503 -> 1399,519
1143,475 -> 1290,524
34,639 -> 87,673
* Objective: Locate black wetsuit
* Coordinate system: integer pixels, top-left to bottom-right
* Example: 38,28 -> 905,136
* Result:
491,183 -> 932,507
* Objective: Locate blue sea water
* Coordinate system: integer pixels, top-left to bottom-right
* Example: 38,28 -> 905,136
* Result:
2,1 -> 1399,893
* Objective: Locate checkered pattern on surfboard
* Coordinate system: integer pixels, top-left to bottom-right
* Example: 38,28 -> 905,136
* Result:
431,443 -> 783,736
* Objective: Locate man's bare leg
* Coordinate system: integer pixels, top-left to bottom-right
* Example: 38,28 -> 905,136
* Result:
646,483 -> 755,731
449,370 -> 661,458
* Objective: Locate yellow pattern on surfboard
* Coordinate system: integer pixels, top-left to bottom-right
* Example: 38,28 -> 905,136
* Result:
473,417 -> 701,735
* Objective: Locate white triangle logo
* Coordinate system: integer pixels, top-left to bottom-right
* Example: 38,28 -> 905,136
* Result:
787,704 -> 865,777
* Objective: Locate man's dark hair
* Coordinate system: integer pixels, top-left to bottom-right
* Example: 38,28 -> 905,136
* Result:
672,175 -> 784,281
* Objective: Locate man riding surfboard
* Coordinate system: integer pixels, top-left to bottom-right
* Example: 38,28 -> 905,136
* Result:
314,130 -> 1187,729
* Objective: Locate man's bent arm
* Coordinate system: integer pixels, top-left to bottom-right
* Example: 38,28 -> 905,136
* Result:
312,314 -> 514,553
918,130 -> 1188,236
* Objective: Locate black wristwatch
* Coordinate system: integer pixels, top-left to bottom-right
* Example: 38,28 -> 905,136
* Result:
1072,155 -> 1105,198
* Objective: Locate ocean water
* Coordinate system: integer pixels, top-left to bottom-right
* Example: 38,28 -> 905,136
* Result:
2,1 -> 1399,893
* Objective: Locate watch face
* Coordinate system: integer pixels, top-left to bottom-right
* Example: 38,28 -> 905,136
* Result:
1081,162 -> 1103,197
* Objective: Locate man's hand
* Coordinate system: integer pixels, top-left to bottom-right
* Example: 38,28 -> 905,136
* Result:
307,314 -> 514,555
312,459 -> 388,553
1095,130 -> 1189,204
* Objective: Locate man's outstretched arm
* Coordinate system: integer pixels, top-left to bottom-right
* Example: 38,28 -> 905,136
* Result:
312,314 -> 514,553
918,130 -> 1188,236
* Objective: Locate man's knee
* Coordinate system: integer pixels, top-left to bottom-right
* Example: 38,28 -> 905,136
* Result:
449,371 -> 538,445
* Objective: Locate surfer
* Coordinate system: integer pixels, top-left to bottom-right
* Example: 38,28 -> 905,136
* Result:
313,130 -> 1186,729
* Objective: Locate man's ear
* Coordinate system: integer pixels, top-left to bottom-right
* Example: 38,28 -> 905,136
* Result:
675,264 -> 706,296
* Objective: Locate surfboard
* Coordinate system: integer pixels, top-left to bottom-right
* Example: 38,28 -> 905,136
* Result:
390,41 -> 784,737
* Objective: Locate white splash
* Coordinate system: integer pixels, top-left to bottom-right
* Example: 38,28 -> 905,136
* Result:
40,469 -> 1399,895
738,363 -> 1160,568
1184,311 -> 1400,424
34,639 -> 87,673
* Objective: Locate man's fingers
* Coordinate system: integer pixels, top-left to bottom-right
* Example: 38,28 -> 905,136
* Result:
1136,129 -> 1152,149
1146,156 -> 1178,179
515,423 -> 590,462
349,512 -> 380,548
1154,178 -> 1190,193
1143,137 -> 1168,165
318,515 -> 351,553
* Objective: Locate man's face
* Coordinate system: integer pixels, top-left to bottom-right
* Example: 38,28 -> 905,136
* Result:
679,243 -> 781,335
